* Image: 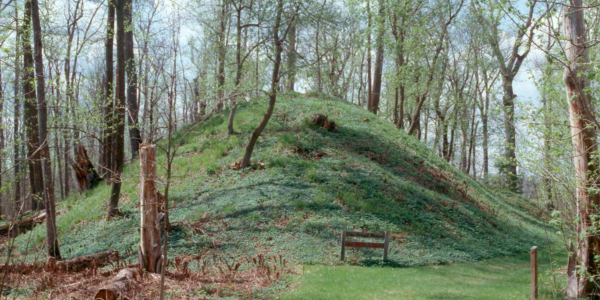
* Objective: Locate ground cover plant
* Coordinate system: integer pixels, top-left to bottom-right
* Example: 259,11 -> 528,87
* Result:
2,93 -> 556,298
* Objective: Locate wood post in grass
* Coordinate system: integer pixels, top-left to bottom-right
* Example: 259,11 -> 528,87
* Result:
531,246 -> 538,300
139,143 -> 162,273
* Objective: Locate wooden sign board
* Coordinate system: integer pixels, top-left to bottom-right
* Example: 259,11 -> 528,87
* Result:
341,231 -> 389,261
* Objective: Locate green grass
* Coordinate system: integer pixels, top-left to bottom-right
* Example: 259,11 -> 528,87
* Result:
282,246 -> 567,300
10,92 -> 559,297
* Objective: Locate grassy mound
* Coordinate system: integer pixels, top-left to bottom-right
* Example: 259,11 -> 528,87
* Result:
16,93 -> 551,269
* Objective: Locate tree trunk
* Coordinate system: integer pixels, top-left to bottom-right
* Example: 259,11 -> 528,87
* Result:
366,0 -> 372,109
286,23 -> 296,92
22,0 -> 44,212
369,0 -> 384,114
102,0 -> 115,179
501,77 -> 518,191
108,0 -> 127,218
31,0 -> 61,259
125,0 -> 141,159
12,21 -> 21,217
139,144 -> 162,273
216,0 -> 228,113
564,1 -> 600,297
240,0 -> 284,168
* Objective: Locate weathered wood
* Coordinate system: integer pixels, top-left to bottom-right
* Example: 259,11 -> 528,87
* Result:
345,231 -> 386,238
55,249 -> 119,273
139,143 -> 161,273
344,241 -> 384,248
340,230 -> 390,261
94,268 -> 140,300
531,246 -> 538,300
0,211 -> 46,237
72,143 -> 103,191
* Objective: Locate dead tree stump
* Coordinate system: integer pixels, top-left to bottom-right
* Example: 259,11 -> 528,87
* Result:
94,268 -> 141,300
72,143 -> 103,191
139,143 -> 162,273
310,114 -> 336,131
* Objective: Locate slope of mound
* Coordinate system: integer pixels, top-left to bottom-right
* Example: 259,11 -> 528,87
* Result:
16,93 -> 550,268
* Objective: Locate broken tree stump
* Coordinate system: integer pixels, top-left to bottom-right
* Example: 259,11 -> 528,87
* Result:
94,268 -> 141,300
310,114 -> 336,131
139,143 -> 162,273
72,143 -> 103,191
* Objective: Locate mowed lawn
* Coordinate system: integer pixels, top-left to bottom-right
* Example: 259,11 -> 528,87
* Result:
281,247 -> 566,300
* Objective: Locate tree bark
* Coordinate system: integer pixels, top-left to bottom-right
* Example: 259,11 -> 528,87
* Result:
31,0 -> 61,259
102,0 -> 115,179
286,23 -> 296,92
240,0 -> 285,168
216,0 -> 228,113
563,1 -> 600,297
12,21 -> 21,217
22,0 -> 44,211
125,0 -> 141,159
139,144 -> 161,273
369,0 -> 384,114
108,0 -> 127,218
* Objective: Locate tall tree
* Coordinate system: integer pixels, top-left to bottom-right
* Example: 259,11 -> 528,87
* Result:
31,0 -> 60,259
240,0 -> 287,168
108,0 -> 127,218
472,0 -> 540,191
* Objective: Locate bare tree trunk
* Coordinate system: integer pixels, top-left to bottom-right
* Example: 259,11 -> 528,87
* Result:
501,78 -> 518,190
286,23 -> 296,92
31,0 -> 61,259
369,0 -> 384,114
12,21 -> 21,217
108,0 -> 127,218
564,1 -> 600,297
366,0 -> 372,109
125,0 -> 141,159
102,0 -> 115,179
240,0 -> 285,168
22,0 -> 44,212
216,0 -> 228,113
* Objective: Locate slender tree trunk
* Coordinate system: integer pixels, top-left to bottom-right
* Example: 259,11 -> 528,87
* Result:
31,0 -> 61,259
103,1 -> 115,179
216,0 -> 228,113
108,0 -> 126,218
12,21 -> 21,217
563,1 -> 600,297
501,77 -> 518,190
22,0 -> 44,211
366,0 -> 372,109
369,0 -> 384,114
125,0 -> 141,159
286,23 -> 296,92
240,0 -> 284,168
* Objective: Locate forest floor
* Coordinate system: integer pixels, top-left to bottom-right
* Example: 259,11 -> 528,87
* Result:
2,93 -> 559,298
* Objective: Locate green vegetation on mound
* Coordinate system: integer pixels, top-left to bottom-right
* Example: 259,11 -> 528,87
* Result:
15,93 -> 552,269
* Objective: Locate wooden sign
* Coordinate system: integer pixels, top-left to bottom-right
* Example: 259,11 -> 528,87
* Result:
341,231 -> 390,261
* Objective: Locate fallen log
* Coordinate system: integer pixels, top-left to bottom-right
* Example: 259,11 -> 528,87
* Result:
0,211 -> 46,237
94,268 -> 141,300
52,249 -> 119,273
